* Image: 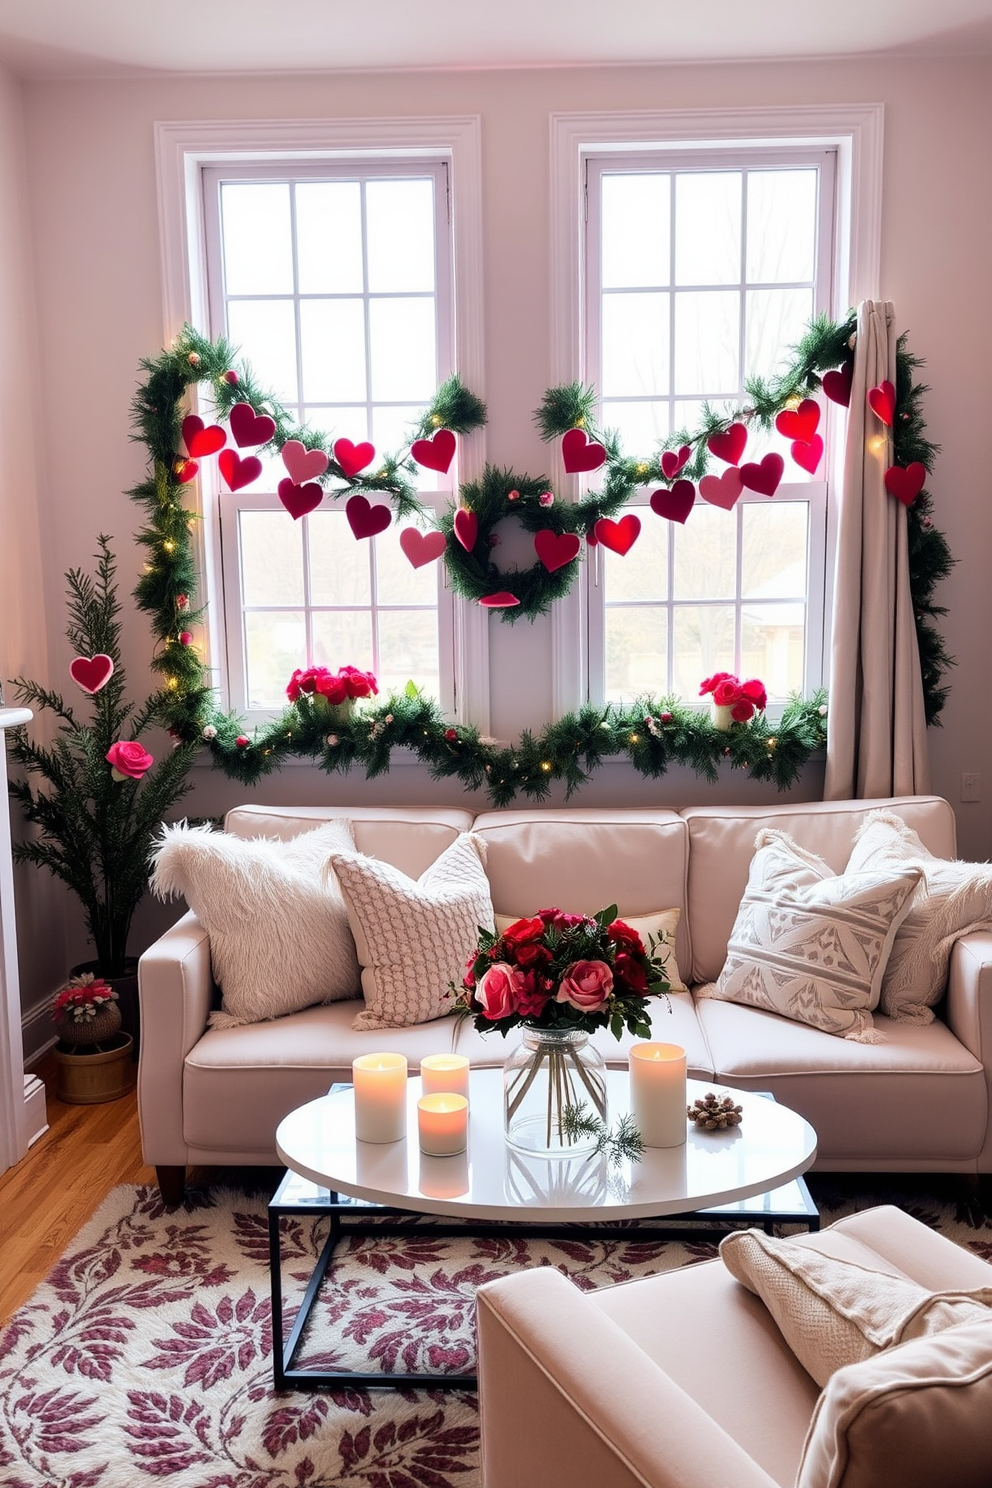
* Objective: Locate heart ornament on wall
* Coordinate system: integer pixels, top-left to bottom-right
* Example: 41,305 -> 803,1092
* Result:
411,429 -> 456,473
277,478 -> 323,520
884,462 -> 927,506
453,508 -> 479,552
740,453 -> 784,498
399,529 -> 447,569
282,440 -> 330,484
867,381 -> 896,427
69,654 -> 114,694
561,428 -> 607,474
822,362 -> 853,407
229,403 -> 277,449
790,435 -> 824,475
534,529 -> 581,572
173,459 -> 199,485
650,480 -> 695,524
660,445 -> 691,480
346,495 -> 392,540
706,423 -> 748,467
699,467 -> 744,510
594,514 -> 640,555
181,415 -> 227,458
774,400 -> 820,444
479,591 -> 520,608
332,439 -> 374,480
218,449 -> 262,492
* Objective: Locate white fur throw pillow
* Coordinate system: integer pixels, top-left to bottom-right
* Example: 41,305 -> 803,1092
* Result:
150,819 -> 360,1025
328,832 -> 494,1030
846,811 -> 992,1023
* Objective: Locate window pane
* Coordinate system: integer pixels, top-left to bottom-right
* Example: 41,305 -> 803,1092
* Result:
226,299 -> 298,404
601,400 -> 670,453
601,291 -> 670,398
240,511 -> 303,605
604,514 -> 668,602
605,607 -> 667,700
371,404 -> 424,460
377,610 -> 439,698
742,503 -> 808,598
602,174 -> 670,288
746,170 -> 817,284
745,287 -> 814,384
311,610 -> 374,673
674,290 -> 740,396
673,503 -> 735,599
245,610 -> 306,708
367,178 -> 435,292
369,298 -> 437,401
674,172 -> 742,286
742,602 -> 805,698
309,509 -> 372,606
300,298 -> 367,403
296,181 -> 363,294
673,606 -> 734,699
221,183 -> 293,295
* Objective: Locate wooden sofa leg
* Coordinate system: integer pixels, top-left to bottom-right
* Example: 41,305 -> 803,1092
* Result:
156,1165 -> 186,1206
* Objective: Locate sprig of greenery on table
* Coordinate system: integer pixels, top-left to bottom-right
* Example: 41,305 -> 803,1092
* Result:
561,1104 -> 645,1166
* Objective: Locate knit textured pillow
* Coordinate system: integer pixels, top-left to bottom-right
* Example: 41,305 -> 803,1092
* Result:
707,829 -> 921,1041
846,811 -> 992,1023
328,833 -> 494,1030
150,819 -> 360,1025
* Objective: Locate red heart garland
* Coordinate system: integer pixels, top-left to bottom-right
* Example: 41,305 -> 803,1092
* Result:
181,414 -> 227,458
822,362 -> 853,407
534,529 -> 581,572
699,467 -> 744,510
282,440 -> 329,484
790,435 -> 824,475
399,528 -> 447,568
346,494 -> 392,540
277,477 -> 323,520
332,438 -> 375,480
561,428 -> 607,474
69,653 -> 114,694
479,591 -> 520,608
218,448 -> 262,491
594,514 -> 640,555
706,423 -> 748,467
229,402 -> 277,449
650,481 -> 695,524
774,399 -> 820,444
174,458 -> 199,485
740,452 -> 784,498
884,462 -> 927,506
867,381 -> 896,427
411,429 -> 456,473
660,445 -> 691,480
453,508 -> 479,552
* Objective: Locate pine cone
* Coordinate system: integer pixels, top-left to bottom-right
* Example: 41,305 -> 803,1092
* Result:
687,1091 -> 743,1131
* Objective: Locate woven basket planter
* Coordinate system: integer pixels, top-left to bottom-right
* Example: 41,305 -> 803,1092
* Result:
56,1003 -> 122,1048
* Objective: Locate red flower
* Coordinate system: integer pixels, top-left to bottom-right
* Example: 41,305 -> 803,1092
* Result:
741,677 -> 768,710
606,919 -> 645,955
699,671 -> 735,697
731,698 -> 755,722
556,959 -> 613,1013
613,952 -> 648,994
314,670 -> 348,705
712,677 -> 741,707
501,916 -> 546,947
476,962 -> 525,1019
106,739 -> 154,780
515,942 -> 553,969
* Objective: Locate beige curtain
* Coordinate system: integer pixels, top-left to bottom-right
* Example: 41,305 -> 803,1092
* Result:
824,300 -> 930,800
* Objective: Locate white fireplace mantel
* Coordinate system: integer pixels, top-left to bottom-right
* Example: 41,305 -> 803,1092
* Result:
1,706 -> 32,1175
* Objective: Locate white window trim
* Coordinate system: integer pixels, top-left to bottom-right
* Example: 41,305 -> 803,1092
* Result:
548,103 -> 884,719
154,116 -> 490,731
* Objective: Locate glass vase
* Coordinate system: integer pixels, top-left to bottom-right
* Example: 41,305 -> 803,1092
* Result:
503,1025 -> 608,1157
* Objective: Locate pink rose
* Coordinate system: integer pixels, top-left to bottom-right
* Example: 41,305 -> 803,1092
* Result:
699,671 -> 734,697
741,677 -> 767,711
476,962 -> 525,1020
556,959 -> 614,1013
340,665 -> 378,699
106,739 -> 154,781
712,677 -> 741,707
315,670 -> 348,705
731,698 -> 755,722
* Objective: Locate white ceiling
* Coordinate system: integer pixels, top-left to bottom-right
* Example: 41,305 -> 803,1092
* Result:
1,0 -> 992,78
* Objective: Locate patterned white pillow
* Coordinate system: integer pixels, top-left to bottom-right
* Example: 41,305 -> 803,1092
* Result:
707,829 -> 921,1041
328,832 -> 495,1030
150,819 -> 360,1025
846,811 -> 992,1023
494,907 -> 687,992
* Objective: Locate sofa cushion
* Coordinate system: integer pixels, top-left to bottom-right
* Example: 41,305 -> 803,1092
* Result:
224,804 -> 475,878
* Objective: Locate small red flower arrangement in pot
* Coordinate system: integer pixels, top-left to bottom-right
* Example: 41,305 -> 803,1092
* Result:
286,664 -> 378,724
52,973 -> 122,1049
699,672 -> 767,731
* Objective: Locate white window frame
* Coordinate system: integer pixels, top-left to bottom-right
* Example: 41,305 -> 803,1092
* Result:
549,104 -> 884,719
154,117 -> 489,731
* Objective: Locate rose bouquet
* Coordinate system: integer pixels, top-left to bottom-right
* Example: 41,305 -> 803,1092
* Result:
286,664 -> 378,706
699,671 -> 767,728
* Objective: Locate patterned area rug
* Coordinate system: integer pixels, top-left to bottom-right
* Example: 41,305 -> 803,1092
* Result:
1,1176 -> 990,1488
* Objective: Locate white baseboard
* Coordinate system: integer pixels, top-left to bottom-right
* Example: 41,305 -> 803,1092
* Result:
24,1073 -> 47,1146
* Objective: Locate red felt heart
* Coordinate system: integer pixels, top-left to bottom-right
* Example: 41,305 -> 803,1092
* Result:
346,494 -> 392,540
282,439 -> 329,484
453,508 -> 479,551
650,480 -> 695,524
740,452 -> 785,498
534,529 -> 581,572
774,399 -> 820,444
277,477 -> 323,520
822,362 -> 853,407
174,458 -> 199,485
229,402 -> 276,449
218,448 -> 262,491
660,445 -> 691,480
411,429 -> 456,473
699,467 -> 744,510
332,438 -> 375,480
884,462 -> 927,506
399,528 -> 447,569
479,591 -> 520,608
867,380 -> 896,427
69,653 -> 114,694
706,423 -> 748,467
594,514 -> 641,556
181,414 -> 227,458
790,435 -> 824,475
561,428 -> 607,474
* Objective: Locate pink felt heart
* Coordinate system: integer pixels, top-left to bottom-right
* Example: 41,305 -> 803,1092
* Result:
867,380 -> 896,427
740,452 -> 785,498
174,458 -> 199,485
411,429 -> 456,473
706,423 -> 748,466
181,414 -> 227,458
774,399 -> 820,444
346,494 -> 392,540
69,653 -> 114,694
822,362 -> 853,407
229,402 -> 276,449
660,445 -> 691,480
790,435 -> 824,475
594,514 -> 641,556
561,428 -> 607,474
884,462 -> 927,506
479,591 -> 520,608
453,508 -> 479,552
282,439 -> 330,484
534,528 -> 581,572
218,448 -> 262,491
332,438 -> 375,480
277,477 -> 323,520
650,481 -> 695,524
699,467 -> 744,510
399,528 -> 448,568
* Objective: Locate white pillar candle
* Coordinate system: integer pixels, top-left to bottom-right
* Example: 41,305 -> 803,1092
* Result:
629,1042 -> 687,1148
417,1093 -> 469,1156
352,1052 -> 408,1143
420,1053 -> 471,1100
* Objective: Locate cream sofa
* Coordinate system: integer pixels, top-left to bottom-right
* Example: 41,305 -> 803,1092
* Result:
137,795 -> 992,1202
